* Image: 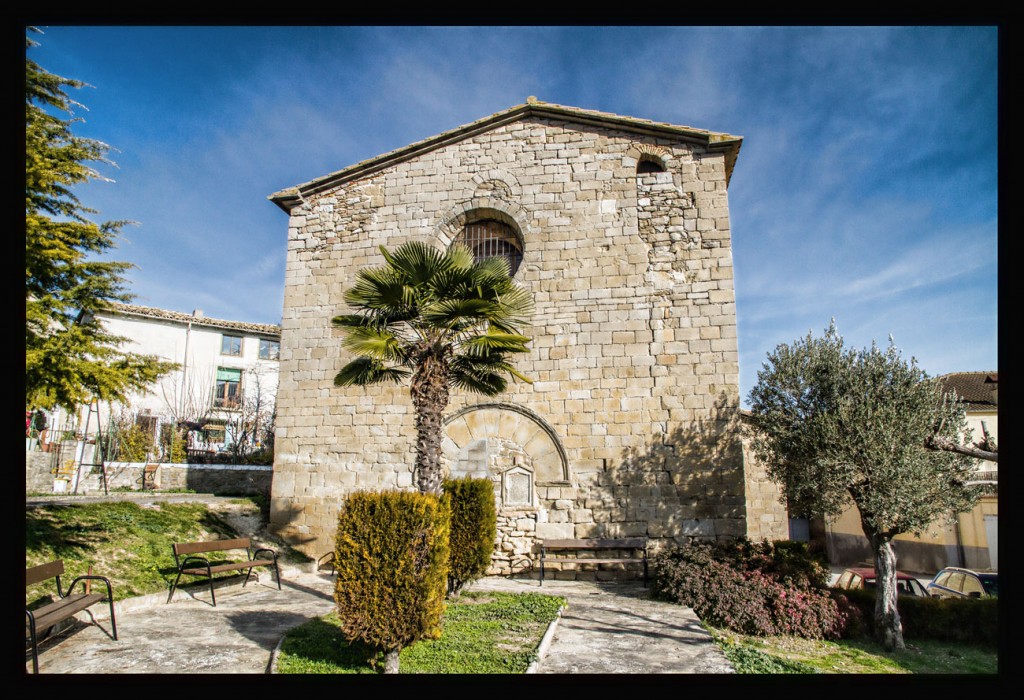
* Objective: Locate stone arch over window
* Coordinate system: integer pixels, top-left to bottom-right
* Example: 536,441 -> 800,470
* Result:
626,144 -> 670,175
435,200 -> 530,277
441,402 -> 569,484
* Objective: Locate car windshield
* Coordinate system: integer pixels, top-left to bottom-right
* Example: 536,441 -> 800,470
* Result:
979,575 -> 998,596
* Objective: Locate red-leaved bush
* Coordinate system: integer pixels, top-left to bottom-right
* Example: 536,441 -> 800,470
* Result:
651,539 -> 848,639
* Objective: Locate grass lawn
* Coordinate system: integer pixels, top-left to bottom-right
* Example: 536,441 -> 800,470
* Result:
710,627 -> 998,674
275,590 -> 566,674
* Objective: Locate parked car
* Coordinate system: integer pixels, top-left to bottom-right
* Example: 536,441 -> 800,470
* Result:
833,567 -> 929,597
926,567 -> 998,599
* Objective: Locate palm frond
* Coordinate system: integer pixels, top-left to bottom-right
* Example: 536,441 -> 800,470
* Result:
334,357 -> 410,386
420,298 -> 495,326
383,242 -> 449,288
340,326 -> 408,362
444,243 -> 475,271
344,266 -> 409,311
461,331 -> 532,357
448,367 -> 508,395
471,255 -> 512,284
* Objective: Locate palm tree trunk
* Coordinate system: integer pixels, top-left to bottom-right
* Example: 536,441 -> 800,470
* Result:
410,346 -> 449,495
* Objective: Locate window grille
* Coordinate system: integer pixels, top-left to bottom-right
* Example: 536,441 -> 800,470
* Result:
453,219 -> 523,276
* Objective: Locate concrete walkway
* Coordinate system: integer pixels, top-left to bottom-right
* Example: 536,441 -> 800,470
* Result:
26,567 -> 733,675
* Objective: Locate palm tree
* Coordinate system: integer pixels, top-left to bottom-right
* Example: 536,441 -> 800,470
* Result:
332,241 -> 534,495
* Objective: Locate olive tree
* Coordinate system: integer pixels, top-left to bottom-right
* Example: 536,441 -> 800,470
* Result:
746,321 -> 981,650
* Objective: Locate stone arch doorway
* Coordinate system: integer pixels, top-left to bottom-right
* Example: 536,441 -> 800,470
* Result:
442,402 -> 568,487
442,402 -> 568,575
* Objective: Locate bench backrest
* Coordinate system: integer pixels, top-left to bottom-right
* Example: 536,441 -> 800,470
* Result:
172,538 -> 252,557
26,560 -> 64,587
542,538 -> 647,550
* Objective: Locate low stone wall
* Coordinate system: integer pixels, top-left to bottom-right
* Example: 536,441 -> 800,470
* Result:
26,454 -> 272,497
25,451 -> 55,493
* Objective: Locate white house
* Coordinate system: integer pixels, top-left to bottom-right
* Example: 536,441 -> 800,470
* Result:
56,303 -> 281,460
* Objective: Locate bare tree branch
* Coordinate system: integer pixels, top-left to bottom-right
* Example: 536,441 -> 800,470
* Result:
925,435 -> 998,463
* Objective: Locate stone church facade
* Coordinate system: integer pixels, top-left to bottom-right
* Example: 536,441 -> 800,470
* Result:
268,99 -> 788,574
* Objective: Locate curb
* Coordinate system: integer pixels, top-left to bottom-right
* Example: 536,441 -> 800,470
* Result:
526,602 -> 567,674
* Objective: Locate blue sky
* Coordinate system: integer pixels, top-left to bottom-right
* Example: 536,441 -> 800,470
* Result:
29,25 -> 999,407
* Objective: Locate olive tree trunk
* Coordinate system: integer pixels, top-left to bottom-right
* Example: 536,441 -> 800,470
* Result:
383,649 -> 400,674
868,533 -> 905,651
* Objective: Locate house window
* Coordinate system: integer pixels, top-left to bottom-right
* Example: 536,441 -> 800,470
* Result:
214,367 -> 242,409
259,338 -> 280,360
453,219 -> 523,276
221,334 -> 243,356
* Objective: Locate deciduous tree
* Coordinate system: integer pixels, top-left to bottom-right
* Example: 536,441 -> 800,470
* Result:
746,321 -> 981,650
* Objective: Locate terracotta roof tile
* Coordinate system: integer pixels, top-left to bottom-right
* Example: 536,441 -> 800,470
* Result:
100,303 -> 280,338
937,372 -> 998,407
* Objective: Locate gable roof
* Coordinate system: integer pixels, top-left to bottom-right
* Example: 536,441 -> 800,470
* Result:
99,302 -> 281,338
268,98 -> 743,212
937,372 -> 998,408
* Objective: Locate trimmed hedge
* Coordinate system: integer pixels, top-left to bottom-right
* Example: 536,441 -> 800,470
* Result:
333,490 -> 451,656
651,539 -> 846,639
833,588 -> 998,646
443,477 -> 497,595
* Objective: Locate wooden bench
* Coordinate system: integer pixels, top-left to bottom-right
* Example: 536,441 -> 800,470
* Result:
26,560 -> 117,674
167,537 -> 281,607
538,538 -> 648,587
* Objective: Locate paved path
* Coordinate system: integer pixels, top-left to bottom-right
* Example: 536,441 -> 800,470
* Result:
27,567 -> 733,675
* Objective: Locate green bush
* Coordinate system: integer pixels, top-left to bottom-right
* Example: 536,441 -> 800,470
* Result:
333,490 -> 451,665
443,477 -> 497,595
651,539 -> 846,639
116,425 -> 153,462
834,588 -> 997,646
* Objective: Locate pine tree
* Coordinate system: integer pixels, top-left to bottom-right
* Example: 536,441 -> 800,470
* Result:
25,28 -> 174,410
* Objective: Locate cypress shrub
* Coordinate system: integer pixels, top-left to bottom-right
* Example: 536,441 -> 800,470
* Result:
333,490 -> 451,670
443,477 -> 497,595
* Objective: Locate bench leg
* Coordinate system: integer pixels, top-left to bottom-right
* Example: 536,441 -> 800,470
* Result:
108,596 -> 118,640
539,557 -> 544,586
643,559 -> 648,588
27,614 -> 39,674
167,571 -> 184,604
209,576 -> 217,607
274,562 -> 282,590
243,566 -> 254,588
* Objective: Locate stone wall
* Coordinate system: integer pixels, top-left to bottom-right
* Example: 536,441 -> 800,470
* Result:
26,453 -> 271,497
271,114 -> 765,574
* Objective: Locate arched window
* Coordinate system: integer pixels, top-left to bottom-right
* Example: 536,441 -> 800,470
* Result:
453,219 -> 523,276
637,156 -> 666,174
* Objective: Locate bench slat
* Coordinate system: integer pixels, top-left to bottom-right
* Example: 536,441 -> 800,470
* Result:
173,538 -> 252,556
26,560 -> 65,587
542,538 -> 646,550
180,559 -> 275,575
27,593 -> 105,632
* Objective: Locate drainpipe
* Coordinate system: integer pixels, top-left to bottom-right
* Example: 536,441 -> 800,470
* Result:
180,311 -> 196,419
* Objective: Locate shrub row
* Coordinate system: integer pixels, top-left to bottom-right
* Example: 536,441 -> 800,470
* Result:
834,588 -> 998,646
651,539 -> 846,639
